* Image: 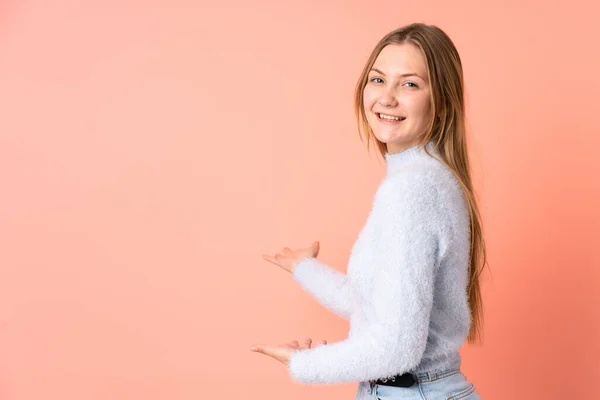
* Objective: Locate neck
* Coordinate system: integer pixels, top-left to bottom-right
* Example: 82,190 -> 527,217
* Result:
384,141 -> 437,174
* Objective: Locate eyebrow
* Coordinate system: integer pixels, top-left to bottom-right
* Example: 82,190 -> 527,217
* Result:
369,68 -> 425,80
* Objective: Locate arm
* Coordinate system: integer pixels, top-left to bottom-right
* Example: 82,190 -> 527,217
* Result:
287,176 -> 446,384
292,258 -> 353,319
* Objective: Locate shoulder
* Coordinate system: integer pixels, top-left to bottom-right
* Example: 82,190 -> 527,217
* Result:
373,159 -> 465,228
378,159 -> 460,204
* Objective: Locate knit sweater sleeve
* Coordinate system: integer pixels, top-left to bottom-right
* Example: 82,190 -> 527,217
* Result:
292,258 -> 352,319
287,173 -> 447,384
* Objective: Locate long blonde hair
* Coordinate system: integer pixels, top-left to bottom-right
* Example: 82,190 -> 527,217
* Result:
354,23 -> 488,344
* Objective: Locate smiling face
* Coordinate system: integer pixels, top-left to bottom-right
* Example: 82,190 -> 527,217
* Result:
363,43 -> 433,154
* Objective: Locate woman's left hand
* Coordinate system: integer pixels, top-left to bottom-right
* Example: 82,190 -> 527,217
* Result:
250,338 -> 327,365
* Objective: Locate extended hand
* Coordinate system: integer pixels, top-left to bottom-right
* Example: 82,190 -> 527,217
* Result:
250,338 -> 328,365
262,241 -> 320,273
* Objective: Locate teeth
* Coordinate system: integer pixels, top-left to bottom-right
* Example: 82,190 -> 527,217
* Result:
378,113 -> 404,121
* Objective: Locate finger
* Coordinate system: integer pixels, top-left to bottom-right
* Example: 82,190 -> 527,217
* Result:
250,344 -> 276,358
286,340 -> 299,348
262,254 -> 276,263
262,255 -> 282,266
311,339 -> 327,349
283,247 -> 292,254
302,337 -> 312,349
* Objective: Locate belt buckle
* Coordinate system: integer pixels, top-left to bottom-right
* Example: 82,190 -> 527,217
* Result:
377,373 -> 415,388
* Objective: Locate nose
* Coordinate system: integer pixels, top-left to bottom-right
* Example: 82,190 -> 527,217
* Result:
378,87 -> 398,107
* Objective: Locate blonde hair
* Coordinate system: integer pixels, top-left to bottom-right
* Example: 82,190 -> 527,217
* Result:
354,23 -> 488,344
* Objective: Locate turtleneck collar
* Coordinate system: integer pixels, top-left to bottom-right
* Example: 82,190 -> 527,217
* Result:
384,141 -> 439,174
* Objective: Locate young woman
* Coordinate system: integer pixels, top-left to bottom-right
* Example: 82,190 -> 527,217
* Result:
251,23 -> 487,400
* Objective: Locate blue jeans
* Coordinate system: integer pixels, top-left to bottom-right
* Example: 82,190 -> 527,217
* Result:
355,368 -> 481,399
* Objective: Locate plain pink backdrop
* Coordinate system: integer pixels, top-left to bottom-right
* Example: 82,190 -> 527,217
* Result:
1,1 -> 598,399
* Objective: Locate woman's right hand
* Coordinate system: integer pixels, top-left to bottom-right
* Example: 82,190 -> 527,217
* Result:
262,241 -> 320,274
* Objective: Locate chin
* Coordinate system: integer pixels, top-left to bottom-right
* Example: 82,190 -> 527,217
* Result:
373,133 -> 401,144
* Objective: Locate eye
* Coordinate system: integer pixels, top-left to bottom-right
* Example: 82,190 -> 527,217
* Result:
404,82 -> 418,88
369,77 -> 384,84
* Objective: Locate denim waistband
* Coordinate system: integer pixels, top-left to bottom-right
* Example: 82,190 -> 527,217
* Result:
414,367 -> 461,383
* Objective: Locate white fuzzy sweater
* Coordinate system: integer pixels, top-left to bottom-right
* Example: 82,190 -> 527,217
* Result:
288,142 -> 472,384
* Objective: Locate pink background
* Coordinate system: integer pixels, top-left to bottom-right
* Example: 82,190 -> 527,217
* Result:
1,1 -> 598,399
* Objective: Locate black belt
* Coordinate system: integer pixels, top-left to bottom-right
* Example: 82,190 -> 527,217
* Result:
372,372 -> 417,388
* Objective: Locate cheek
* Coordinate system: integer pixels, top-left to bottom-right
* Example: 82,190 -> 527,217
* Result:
409,96 -> 432,118
362,89 -> 376,111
